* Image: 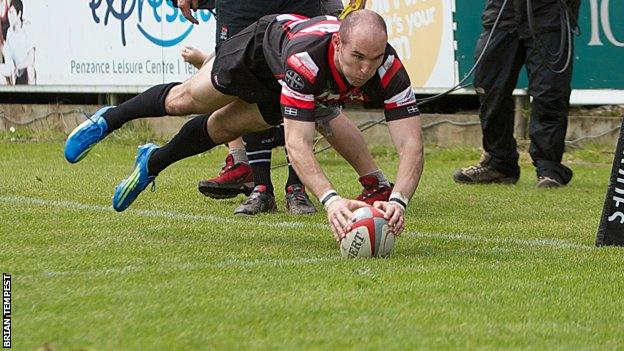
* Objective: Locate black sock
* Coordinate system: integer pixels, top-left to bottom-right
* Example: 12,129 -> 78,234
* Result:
285,151 -> 302,189
103,82 -> 180,132
250,161 -> 273,195
147,114 -> 217,176
243,132 -> 274,195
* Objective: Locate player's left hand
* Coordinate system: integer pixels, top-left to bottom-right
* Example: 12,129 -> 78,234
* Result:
373,201 -> 405,235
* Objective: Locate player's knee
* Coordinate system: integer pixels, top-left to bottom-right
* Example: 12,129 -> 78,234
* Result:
164,83 -> 192,115
206,111 -> 236,143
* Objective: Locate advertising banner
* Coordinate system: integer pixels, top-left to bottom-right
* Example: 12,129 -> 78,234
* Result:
0,0 -> 216,88
0,0 -> 455,92
368,0 -> 455,88
455,0 -> 624,103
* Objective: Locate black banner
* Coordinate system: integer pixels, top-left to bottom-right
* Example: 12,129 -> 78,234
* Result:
596,118 -> 624,246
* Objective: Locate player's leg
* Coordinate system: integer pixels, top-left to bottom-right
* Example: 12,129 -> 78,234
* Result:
233,129 -> 279,215
64,58 -> 235,163
195,51 -> 252,200
282,145 -> 317,215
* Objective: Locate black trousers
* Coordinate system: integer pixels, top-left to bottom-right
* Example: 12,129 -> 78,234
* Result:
215,0 -> 343,47
473,28 -> 574,184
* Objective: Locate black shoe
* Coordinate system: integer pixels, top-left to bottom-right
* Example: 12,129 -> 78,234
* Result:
234,185 -> 277,215
537,176 -> 563,188
285,184 -> 317,215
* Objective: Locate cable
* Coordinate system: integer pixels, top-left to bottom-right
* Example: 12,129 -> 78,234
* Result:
272,118 -> 483,169
416,0 -> 509,105
0,109 -> 93,126
526,0 -> 575,74
0,107 -> 619,161
565,126 -> 622,147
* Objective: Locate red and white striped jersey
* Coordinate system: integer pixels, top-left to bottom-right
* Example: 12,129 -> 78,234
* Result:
261,14 -> 420,122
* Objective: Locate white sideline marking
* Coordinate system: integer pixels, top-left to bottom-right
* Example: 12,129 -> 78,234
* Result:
0,195 -> 325,229
2,194 -> 592,277
406,232 -> 592,250
1,195 -> 591,250
31,257 -> 340,279
4,193 -> 593,279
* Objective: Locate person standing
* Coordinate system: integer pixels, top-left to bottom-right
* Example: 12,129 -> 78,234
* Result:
453,0 -> 579,187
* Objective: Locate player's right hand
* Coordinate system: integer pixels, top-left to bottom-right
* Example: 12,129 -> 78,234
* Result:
178,0 -> 199,25
373,201 -> 405,236
326,197 -> 368,242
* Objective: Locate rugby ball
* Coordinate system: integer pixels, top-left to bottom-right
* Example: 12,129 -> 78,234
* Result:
340,206 -> 395,258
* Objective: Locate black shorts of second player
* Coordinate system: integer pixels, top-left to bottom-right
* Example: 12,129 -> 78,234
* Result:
215,0 -> 344,47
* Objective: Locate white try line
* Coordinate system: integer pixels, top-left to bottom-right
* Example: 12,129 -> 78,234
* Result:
0,195 -> 324,229
32,256 -> 342,279
1,195 -> 592,251
406,232 -> 592,251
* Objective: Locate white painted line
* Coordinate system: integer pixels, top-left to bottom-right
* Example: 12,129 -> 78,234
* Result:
0,195 -> 323,229
1,196 -> 592,252
406,232 -> 592,250
28,256 -> 341,279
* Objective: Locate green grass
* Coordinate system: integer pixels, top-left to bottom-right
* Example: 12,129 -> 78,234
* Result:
1,140 -> 623,350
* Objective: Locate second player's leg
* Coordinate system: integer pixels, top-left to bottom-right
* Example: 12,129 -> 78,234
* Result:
112,100 -> 270,212
319,112 -> 392,203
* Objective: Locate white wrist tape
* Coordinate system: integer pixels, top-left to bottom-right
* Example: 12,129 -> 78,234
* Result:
323,195 -> 341,210
320,189 -> 339,208
389,192 -> 408,210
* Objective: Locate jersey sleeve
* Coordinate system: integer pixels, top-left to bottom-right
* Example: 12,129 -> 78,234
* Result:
377,54 -> 420,121
279,51 -> 320,122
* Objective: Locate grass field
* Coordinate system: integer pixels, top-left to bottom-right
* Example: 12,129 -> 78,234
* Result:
2,138 -> 624,350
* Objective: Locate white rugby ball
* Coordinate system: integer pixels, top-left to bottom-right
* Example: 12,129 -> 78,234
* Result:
340,206 -> 395,258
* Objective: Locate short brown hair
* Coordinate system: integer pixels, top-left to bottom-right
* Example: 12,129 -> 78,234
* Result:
339,9 -> 387,44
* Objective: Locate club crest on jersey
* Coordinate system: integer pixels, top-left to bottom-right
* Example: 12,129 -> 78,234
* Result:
285,70 -> 305,90
287,53 -> 318,83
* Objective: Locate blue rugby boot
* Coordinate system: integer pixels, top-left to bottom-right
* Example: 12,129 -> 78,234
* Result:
112,143 -> 159,212
64,106 -> 115,163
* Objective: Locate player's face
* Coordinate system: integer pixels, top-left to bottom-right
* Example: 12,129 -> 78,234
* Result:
334,32 -> 386,87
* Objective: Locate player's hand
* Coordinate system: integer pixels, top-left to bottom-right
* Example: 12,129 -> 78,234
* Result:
373,201 -> 405,236
326,197 -> 368,242
178,0 -> 199,25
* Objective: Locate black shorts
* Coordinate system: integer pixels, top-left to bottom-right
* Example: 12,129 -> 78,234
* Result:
211,20 -> 283,125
